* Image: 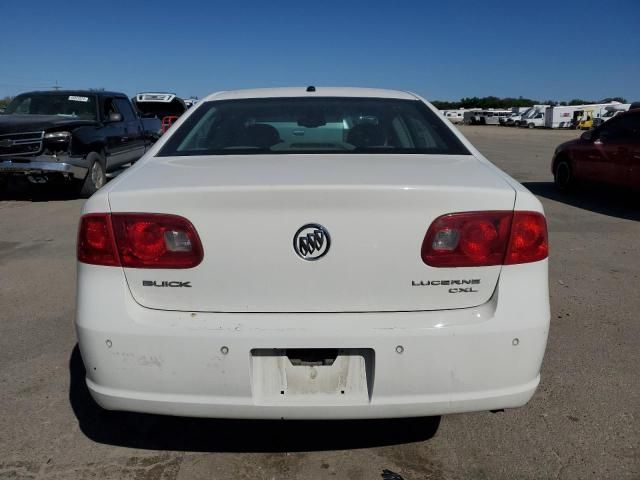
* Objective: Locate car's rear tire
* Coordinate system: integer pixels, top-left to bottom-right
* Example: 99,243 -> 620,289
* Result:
554,159 -> 575,191
79,152 -> 106,198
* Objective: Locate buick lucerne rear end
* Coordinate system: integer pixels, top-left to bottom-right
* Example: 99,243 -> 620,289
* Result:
75,87 -> 549,419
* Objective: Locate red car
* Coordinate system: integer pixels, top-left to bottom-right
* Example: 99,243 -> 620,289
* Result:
552,108 -> 640,190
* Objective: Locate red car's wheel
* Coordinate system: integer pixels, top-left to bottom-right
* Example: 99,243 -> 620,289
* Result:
554,159 -> 574,191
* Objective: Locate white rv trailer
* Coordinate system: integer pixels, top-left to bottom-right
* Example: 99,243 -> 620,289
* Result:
544,102 -> 623,129
593,103 -> 630,126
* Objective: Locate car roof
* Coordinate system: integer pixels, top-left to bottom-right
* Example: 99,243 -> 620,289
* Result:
203,87 -> 420,102
17,90 -> 126,98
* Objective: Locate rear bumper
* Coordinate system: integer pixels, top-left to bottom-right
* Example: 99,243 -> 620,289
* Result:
0,155 -> 87,179
85,377 -> 540,420
76,261 -> 550,419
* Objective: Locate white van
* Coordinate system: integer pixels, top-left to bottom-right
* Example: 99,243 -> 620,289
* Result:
519,106 -> 550,128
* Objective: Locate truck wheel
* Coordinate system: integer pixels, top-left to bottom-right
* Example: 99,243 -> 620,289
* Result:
528,123 -> 535,129
79,152 -> 106,198
554,159 -> 574,191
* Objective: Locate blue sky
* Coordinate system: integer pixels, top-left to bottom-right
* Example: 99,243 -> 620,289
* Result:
1,0 -> 639,102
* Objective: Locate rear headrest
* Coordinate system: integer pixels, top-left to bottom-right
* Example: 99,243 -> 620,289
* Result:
242,123 -> 282,148
347,123 -> 386,148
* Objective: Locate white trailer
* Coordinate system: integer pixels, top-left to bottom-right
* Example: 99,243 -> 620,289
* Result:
594,103 -> 630,126
480,109 -> 513,125
544,106 -> 577,129
462,109 -> 483,124
442,109 -> 465,124
544,103 -> 623,129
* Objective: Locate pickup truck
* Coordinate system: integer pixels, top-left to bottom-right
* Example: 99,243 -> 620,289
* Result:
0,90 -> 161,197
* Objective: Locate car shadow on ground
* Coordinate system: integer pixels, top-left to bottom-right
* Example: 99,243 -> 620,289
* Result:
0,177 -> 80,201
68,345 -> 441,452
523,182 -> 640,221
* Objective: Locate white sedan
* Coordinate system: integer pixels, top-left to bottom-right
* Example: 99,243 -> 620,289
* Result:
76,87 -> 550,419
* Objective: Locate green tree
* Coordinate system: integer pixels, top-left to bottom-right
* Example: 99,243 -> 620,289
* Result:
600,97 -> 627,103
0,96 -> 14,109
431,95 -> 628,110
432,96 -> 541,110
568,99 -> 592,106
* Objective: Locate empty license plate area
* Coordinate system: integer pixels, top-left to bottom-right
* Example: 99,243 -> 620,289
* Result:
251,348 -> 375,404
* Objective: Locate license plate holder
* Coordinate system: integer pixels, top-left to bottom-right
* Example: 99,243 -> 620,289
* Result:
251,348 -> 374,404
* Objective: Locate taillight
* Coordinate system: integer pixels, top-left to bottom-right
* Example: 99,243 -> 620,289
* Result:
422,211 -> 512,267
77,213 -> 203,268
111,213 -> 203,268
504,212 -> 548,265
421,211 -> 547,267
78,214 -> 119,266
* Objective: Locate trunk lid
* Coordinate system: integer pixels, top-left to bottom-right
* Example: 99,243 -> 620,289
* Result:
109,154 -> 515,313
132,95 -> 186,119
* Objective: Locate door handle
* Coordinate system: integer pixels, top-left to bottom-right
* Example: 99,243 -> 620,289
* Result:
121,136 -> 129,142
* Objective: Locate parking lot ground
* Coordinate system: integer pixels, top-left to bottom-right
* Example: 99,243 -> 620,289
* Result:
0,126 -> 638,480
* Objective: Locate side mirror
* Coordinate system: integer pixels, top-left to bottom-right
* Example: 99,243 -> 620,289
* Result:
580,130 -> 593,141
107,112 -> 123,123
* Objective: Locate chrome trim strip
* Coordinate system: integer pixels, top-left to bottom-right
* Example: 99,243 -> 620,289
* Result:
0,159 -> 87,179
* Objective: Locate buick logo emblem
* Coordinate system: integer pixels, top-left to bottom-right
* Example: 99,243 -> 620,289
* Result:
293,223 -> 330,261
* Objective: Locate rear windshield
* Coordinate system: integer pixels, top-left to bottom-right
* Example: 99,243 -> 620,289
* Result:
158,97 -> 470,156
